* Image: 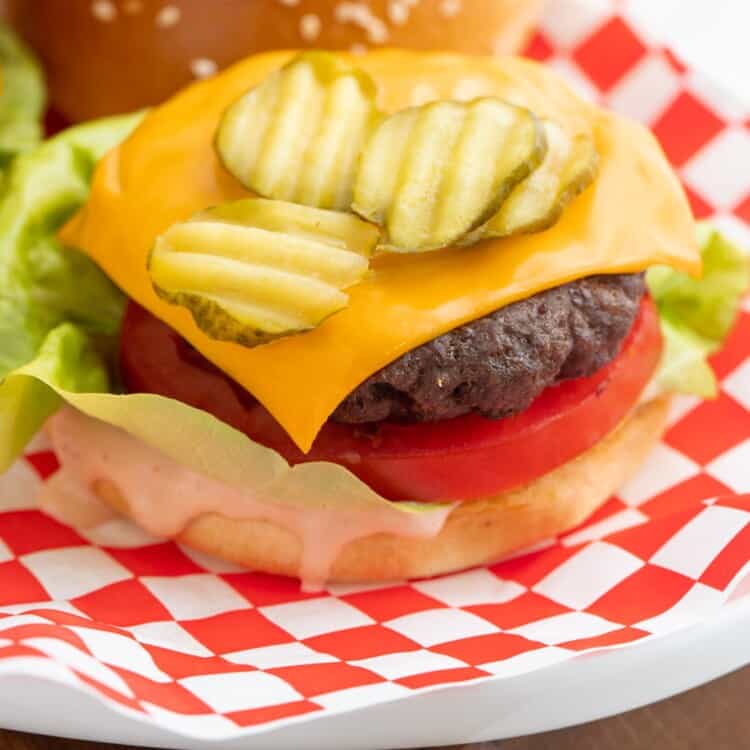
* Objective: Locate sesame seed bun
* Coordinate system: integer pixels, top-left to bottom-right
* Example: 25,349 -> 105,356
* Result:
7,0 -> 543,122
94,396 -> 670,582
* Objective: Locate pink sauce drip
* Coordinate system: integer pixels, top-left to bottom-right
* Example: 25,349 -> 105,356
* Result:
43,408 -> 451,586
38,469 -> 120,528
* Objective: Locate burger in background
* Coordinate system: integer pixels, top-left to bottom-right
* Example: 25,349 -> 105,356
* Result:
5,0 -> 544,122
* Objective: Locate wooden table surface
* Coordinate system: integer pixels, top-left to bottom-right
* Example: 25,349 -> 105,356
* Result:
1,665 -> 748,750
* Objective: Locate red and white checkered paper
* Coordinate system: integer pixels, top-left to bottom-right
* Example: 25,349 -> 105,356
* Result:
1,0 -> 750,738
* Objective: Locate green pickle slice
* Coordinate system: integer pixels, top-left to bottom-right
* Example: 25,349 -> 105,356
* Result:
352,97 -> 546,252
148,198 -> 379,347
216,51 -> 381,211
473,120 -> 599,240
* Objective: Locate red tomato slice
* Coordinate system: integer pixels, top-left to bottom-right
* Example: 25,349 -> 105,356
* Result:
120,297 -> 662,503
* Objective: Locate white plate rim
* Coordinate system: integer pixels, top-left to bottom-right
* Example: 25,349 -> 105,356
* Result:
1,594 -> 748,750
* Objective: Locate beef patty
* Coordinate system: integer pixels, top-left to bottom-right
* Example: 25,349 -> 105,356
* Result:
332,274 -> 646,424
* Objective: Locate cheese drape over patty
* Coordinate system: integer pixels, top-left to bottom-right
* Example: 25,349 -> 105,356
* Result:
61,50 -> 700,451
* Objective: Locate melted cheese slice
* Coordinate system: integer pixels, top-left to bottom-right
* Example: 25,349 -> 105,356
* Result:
60,51 -> 700,452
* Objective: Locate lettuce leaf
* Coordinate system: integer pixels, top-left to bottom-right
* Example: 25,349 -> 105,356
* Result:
2,325 -> 443,521
656,319 -> 720,399
0,114 -> 144,467
0,24 -> 46,165
648,224 -> 750,399
0,113 -> 144,377
0,324 -> 108,470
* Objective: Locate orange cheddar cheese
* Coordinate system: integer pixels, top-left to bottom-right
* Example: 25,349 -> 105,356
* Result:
60,50 -> 700,452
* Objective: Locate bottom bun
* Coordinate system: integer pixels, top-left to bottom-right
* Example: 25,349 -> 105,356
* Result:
96,396 -> 670,582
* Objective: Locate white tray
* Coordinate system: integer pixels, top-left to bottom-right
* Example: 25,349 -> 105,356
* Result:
1,595 -> 749,749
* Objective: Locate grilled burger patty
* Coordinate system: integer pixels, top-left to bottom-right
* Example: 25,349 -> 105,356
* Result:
332,274 -> 646,424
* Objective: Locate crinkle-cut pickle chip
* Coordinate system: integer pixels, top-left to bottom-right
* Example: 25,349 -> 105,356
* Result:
474,120 -> 599,240
352,97 -> 546,253
148,198 -> 379,348
216,51 -> 381,211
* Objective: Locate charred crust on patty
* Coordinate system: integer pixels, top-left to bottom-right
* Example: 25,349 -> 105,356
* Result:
332,274 -> 646,424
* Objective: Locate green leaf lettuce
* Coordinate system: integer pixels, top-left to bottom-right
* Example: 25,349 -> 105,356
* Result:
648,224 -> 750,398
0,23 -> 46,165
0,113 -> 144,468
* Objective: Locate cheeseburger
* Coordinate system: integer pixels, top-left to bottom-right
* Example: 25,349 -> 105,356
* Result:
0,44 -> 746,586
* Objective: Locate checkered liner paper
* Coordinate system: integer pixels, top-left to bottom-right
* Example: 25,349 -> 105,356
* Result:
1,0 -> 750,739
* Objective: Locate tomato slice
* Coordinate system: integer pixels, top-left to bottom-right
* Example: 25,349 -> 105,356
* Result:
120,297 -> 662,502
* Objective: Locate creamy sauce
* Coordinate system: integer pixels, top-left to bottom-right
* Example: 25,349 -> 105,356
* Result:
39,469 -> 120,528
43,408 -> 451,587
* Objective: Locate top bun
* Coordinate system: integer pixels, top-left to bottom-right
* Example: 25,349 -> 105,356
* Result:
7,0 -> 543,122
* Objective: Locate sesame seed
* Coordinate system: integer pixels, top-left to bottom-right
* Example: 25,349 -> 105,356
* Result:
123,0 -> 144,13
388,1 -> 409,25
91,0 -> 117,22
278,0 -> 300,5
335,2 -> 389,44
299,13 -> 322,41
349,43 -> 368,55
440,0 -> 462,18
190,58 -> 218,79
156,4 -> 181,27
